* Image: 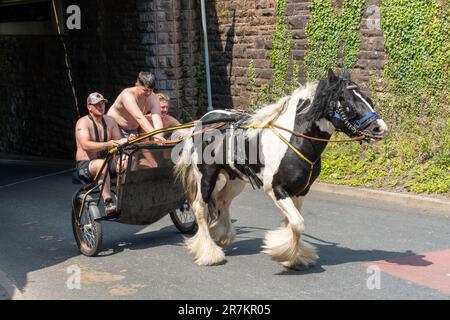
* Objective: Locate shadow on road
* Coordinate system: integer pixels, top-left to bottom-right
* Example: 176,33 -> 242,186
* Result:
276,234 -> 431,275
221,229 -> 432,274
98,225 -> 188,256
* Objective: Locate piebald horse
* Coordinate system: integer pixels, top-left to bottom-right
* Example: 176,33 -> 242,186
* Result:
175,70 -> 388,269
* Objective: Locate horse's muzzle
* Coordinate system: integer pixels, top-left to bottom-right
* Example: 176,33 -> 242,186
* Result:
366,119 -> 389,141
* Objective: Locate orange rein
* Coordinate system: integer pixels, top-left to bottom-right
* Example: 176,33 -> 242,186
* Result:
131,122 -> 228,147
270,124 -> 365,143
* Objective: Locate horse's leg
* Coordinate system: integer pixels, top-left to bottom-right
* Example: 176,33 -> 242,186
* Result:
185,166 -> 225,266
263,189 -> 318,269
281,196 -> 318,269
209,175 -> 246,247
279,196 -> 303,226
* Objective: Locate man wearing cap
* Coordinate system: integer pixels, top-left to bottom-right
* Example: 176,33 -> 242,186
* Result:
75,92 -> 128,215
107,72 -> 165,141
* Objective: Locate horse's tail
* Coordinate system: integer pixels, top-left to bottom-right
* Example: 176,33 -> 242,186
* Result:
175,138 -> 198,203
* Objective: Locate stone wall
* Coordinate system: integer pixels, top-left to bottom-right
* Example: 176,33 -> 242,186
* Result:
0,0 -> 387,159
206,0 -> 385,109
0,0 -> 200,159
0,36 -> 75,158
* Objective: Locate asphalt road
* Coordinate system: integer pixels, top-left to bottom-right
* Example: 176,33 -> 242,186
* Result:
0,159 -> 449,300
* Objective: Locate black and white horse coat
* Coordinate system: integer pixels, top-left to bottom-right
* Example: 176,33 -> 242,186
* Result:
175,71 -> 388,268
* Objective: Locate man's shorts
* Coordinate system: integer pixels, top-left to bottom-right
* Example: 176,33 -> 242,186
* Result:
120,127 -> 139,138
76,160 -> 117,184
76,160 -> 93,184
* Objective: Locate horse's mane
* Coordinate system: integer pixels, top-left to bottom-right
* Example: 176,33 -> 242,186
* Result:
244,81 -> 320,128
245,96 -> 291,130
243,78 -> 344,140
300,77 -> 345,122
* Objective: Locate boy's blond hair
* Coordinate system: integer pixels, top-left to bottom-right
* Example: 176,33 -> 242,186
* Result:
156,93 -> 170,101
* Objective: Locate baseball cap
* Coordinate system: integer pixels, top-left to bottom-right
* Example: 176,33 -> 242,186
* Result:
87,92 -> 108,105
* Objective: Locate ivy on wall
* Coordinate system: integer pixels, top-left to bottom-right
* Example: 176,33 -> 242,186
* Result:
248,59 -> 258,109
271,0 -> 292,99
340,0 -> 367,68
305,0 -> 339,80
290,64 -> 300,92
381,0 -> 450,97
237,0 -> 448,193
305,0 -> 365,80
248,0 -> 293,105
320,0 -> 450,194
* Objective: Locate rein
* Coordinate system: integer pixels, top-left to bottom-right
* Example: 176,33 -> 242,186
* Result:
244,123 -> 365,143
241,103 -> 370,193
271,124 -> 365,143
132,122 -> 227,146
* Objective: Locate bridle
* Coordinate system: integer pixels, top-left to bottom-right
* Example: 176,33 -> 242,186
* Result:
330,85 -> 380,141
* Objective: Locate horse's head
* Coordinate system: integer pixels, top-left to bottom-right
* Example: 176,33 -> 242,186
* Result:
323,69 -> 388,142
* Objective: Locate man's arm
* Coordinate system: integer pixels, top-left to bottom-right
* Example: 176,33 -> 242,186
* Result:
122,92 -> 156,134
165,115 -> 182,127
76,119 -> 117,152
76,118 -> 126,152
108,117 -> 129,142
148,95 -> 165,140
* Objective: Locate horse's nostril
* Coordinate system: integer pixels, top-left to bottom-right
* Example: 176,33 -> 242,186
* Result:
371,123 -> 388,138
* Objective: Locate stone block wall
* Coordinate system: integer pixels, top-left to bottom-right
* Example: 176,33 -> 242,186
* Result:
0,0 -> 201,159
0,0 -> 387,159
206,0 -> 385,109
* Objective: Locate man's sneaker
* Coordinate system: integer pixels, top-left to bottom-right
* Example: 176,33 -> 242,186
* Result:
104,198 -> 117,216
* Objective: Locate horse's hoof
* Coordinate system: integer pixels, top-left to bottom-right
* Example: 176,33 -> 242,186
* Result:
281,261 -> 310,271
262,228 -> 298,262
280,245 -> 318,270
194,254 -> 226,267
281,259 -> 316,270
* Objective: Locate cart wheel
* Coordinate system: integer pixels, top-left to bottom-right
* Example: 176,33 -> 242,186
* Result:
170,200 -> 197,234
72,194 -> 103,257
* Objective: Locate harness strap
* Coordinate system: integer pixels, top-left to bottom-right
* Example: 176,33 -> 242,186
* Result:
88,115 -> 108,159
88,115 -> 108,143
349,112 -> 378,130
269,126 -> 315,194
269,127 -> 315,167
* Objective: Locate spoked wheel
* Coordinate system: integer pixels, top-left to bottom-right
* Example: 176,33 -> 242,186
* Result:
71,192 -> 103,257
170,199 -> 197,234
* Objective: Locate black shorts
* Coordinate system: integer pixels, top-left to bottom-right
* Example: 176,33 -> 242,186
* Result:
76,160 -> 93,184
76,160 -> 116,184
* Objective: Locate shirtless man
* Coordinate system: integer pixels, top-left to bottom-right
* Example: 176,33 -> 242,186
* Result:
155,93 -> 182,128
75,92 -> 128,215
146,93 -> 192,141
107,72 -> 164,141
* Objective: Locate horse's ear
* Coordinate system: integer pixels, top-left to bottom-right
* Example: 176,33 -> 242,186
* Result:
327,69 -> 338,84
343,69 -> 351,80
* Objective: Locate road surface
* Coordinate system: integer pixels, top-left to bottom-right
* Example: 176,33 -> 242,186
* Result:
0,159 -> 449,300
